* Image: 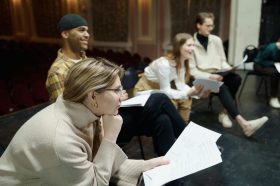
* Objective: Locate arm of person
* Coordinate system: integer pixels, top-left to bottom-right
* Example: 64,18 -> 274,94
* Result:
45,72 -> 65,101
111,157 -> 169,186
255,45 -> 276,67
40,137 -> 128,186
188,56 -> 212,79
157,59 -> 189,99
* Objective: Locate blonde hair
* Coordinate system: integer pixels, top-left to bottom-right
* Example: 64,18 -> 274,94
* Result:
63,57 -> 124,102
166,33 -> 193,83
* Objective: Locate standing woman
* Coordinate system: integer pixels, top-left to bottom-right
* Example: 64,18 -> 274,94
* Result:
135,33 -> 208,122
0,58 -> 168,186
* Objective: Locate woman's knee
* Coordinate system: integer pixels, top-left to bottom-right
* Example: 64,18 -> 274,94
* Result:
155,114 -> 173,131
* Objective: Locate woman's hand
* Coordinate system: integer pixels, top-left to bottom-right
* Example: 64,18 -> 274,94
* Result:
120,90 -> 128,101
200,89 -> 211,98
187,85 -> 204,97
187,85 -> 211,98
143,157 -> 169,171
102,114 -> 123,143
209,74 -> 223,81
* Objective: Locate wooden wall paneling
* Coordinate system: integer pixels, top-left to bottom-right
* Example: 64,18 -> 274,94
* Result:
170,0 -> 221,38
170,0 -> 189,38
0,0 -> 13,36
31,0 -> 63,38
136,0 -> 156,44
10,0 -> 29,39
91,0 -> 128,42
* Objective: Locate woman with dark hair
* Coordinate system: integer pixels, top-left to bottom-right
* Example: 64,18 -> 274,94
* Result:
135,33 -> 210,122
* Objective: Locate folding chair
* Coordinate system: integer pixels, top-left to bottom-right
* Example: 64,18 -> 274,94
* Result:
238,45 -> 269,104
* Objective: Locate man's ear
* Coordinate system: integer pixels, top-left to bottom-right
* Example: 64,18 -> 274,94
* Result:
196,23 -> 201,30
61,31 -> 69,39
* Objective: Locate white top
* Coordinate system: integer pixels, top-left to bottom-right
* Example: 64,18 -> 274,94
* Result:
0,96 -> 144,186
144,57 -> 191,99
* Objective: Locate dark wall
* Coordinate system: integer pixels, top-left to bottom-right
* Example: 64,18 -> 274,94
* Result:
259,0 -> 280,45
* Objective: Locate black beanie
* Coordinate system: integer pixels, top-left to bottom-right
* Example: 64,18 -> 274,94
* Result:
57,14 -> 88,33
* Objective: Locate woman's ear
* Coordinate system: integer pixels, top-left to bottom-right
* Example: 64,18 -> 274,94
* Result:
83,91 -> 94,106
91,91 -> 96,100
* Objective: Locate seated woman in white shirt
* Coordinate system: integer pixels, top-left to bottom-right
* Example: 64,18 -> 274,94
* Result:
134,33 -> 210,122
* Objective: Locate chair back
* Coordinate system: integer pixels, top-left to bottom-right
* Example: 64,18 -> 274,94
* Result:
242,45 -> 259,70
121,67 -> 139,90
243,45 -> 259,63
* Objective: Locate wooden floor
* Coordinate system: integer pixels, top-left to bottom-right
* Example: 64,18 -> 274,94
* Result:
0,70 -> 279,186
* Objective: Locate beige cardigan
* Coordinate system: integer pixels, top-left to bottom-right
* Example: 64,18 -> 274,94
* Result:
189,33 -> 231,79
0,96 -> 144,186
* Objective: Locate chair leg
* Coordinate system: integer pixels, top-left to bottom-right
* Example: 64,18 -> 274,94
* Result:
208,94 -> 213,111
264,77 -> 269,105
138,136 -> 145,159
256,77 -> 264,95
238,73 -> 249,99
256,77 -> 269,105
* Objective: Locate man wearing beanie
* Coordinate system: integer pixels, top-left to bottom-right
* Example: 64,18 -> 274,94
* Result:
44,14 -> 188,185
46,13 -> 89,99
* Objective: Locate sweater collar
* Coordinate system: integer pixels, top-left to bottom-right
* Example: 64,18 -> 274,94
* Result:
195,33 -> 209,50
55,95 -> 99,129
57,49 -> 86,63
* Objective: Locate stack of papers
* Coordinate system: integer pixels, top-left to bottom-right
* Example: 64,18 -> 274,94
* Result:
193,78 -> 223,93
121,90 -> 167,107
143,122 -> 222,186
121,94 -> 150,107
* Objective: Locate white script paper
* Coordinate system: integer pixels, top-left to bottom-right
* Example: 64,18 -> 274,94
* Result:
121,94 -> 150,107
193,78 -> 223,93
121,90 -> 168,107
143,122 -> 222,186
274,63 -> 280,73
217,55 -> 248,73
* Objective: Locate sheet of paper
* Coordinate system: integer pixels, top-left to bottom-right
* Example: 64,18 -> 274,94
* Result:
136,89 -> 166,96
120,94 -> 150,107
274,63 -> 280,73
193,78 -> 223,93
217,55 -> 248,73
143,122 -> 222,186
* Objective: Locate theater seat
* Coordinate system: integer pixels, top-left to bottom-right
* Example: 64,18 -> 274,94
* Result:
12,83 -> 36,109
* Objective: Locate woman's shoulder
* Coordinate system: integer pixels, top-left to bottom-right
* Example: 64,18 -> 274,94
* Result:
152,56 -> 171,66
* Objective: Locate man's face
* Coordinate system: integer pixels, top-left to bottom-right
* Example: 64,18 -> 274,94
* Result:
66,26 -> 90,52
197,18 -> 214,37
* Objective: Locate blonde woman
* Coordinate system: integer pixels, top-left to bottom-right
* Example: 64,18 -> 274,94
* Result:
0,58 -> 168,185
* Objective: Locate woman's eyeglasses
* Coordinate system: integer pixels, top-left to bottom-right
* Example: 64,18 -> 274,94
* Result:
103,86 -> 123,96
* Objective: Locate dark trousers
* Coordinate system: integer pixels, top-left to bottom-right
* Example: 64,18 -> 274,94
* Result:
254,63 -> 280,97
213,72 -> 242,118
117,93 -> 186,156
